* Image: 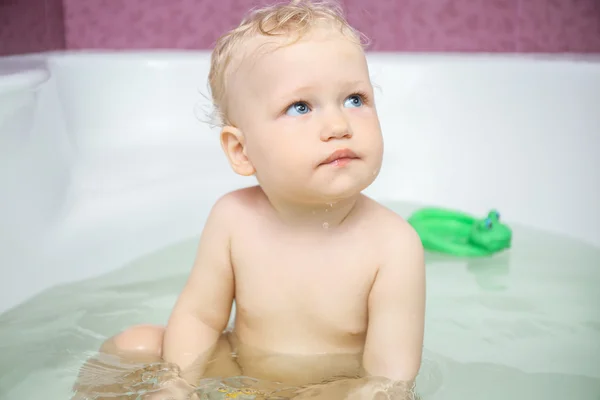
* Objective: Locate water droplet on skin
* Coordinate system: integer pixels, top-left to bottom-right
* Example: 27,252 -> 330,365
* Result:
325,209 -> 329,213
323,222 -> 329,229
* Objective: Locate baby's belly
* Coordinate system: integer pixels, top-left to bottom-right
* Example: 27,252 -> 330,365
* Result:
228,318 -> 366,386
228,331 -> 363,386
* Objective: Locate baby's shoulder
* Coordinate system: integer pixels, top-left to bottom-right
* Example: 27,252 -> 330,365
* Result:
360,197 -> 422,252
209,185 -> 265,222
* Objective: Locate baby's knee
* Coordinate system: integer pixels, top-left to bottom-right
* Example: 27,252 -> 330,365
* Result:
101,324 -> 165,357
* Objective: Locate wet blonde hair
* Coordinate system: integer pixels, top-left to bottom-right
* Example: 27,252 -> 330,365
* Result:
207,0 -> 368,126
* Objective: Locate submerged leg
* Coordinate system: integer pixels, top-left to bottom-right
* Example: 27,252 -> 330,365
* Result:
71,325 -> 241,399
71,324 -> 179,399
100,324 -> 165,361
102,325 -> 241,378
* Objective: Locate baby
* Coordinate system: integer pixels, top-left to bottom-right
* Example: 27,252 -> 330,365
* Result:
73,0 -> 425,399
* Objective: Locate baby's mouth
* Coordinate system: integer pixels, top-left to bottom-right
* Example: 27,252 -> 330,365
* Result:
319,148 -> 360,166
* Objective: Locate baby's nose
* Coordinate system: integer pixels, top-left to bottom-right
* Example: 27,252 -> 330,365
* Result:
320,111 -> 353,141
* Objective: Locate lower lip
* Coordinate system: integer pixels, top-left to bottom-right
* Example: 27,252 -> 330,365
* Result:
324,157 -> 356,167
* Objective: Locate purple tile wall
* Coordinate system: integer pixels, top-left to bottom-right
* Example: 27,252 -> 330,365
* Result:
1,0 -> 599,56
517,0 -> 600,52
0,0 -> 65,55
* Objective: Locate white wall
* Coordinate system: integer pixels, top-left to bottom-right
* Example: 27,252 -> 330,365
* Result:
0,51 -> 599,313
365,54 -> 600,244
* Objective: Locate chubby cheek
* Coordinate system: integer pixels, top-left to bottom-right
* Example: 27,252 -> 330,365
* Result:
373,133 -> 384,166
355,117 -> 384,161
270,141 -> 311,178
248,136 -> 308,183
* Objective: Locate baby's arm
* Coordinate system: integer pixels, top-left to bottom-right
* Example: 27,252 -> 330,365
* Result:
162,195 -> 237,386
362,221 -> 426,395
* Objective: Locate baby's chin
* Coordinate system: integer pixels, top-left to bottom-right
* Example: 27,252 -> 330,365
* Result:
261,166 -> 379,205
307,174 -> 377,204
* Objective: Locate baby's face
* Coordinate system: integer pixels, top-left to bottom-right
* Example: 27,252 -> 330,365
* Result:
227,26 -> 384,204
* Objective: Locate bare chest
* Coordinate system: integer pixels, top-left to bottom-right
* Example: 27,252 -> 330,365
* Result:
230,226 -> 379,346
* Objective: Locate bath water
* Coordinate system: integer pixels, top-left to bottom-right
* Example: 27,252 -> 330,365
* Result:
0,202 -> 599,399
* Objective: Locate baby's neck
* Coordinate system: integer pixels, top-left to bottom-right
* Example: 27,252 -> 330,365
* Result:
265,191 -> 361,231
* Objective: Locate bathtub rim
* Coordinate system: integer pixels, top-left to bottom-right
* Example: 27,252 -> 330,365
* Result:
0,68 -> 50,94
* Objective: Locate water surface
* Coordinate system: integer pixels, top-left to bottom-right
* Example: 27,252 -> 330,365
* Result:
0,202 -> 599,399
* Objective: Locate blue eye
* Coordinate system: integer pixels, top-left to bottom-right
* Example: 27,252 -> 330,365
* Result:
286,102 -> 310,116
495,211 -> 501,220
485,218 -> 493,229
344,95 -> 363,108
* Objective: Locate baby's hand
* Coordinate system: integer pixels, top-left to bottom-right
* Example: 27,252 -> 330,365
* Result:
345,377 -> 417,400
143,376 -> 199,400
344,379 -> 390,400
293,377 -> 416,400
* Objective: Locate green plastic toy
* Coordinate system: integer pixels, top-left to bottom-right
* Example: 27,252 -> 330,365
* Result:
407,208 -> 512,257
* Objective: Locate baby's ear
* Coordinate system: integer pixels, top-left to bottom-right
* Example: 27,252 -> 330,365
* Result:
220,125 -> 255,176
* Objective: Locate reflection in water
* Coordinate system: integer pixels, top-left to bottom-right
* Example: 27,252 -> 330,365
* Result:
465,254 -> 510,292
195,374 -> 422,399
197,376 -> 299,399
424,251 -> 511,292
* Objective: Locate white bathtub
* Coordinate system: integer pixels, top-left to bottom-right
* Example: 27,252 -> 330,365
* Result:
0,51 -> 599,399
